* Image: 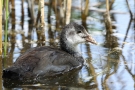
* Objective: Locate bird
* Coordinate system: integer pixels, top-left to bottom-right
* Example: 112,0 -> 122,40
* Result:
2,22 -> 97,79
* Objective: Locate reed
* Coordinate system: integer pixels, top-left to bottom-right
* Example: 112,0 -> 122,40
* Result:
81,0 -> 89,28
0,0 -> 1,57
40,0 -> 45,27
40,0 -> 45,45
81,0 -> 89,18
104,0 -> 112,34
65,0 -> 71,24
109,0 -> 115,10
4,0 -> 8,57
126,0 -> 133,18
106,0 -> 109,12
0,0 -> 2,89
27,0 -> 35,24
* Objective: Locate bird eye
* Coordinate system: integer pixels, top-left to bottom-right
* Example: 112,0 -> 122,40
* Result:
77,30 -> 82,34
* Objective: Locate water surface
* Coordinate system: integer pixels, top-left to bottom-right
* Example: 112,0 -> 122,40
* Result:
1,0 -> 134,90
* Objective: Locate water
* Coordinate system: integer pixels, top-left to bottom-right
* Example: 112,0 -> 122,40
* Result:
1,0 -> 134,90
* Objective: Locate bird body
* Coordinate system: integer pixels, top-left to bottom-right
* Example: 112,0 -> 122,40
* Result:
3,22 -> 97,79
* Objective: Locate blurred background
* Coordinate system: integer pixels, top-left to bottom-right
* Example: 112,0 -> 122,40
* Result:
1,0 -> 135,90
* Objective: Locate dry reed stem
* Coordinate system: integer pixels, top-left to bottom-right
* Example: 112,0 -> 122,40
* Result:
104,0 -> 112,34
106,0 -> 109,12
39,0 -> 45,45
0,0 -> 1,59
27,0 -> 35,24
0,0 -> 2,89
84,0 -> 89,16
40,0 -> 45,27
109,0 -> 115,10
65,0 -> 71,24
81,0 -> 89,24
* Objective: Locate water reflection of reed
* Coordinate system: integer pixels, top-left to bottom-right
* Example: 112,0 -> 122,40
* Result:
0,0 -> 2,89
1,0 -> 134,90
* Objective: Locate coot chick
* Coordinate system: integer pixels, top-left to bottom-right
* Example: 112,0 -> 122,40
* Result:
3,22 -> 97,79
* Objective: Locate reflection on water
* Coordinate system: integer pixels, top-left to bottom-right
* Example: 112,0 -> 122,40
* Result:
3,66 -> 97,89
2,0 -> 134,90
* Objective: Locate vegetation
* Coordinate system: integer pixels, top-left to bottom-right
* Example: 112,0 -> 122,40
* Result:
1,0 -> 134,89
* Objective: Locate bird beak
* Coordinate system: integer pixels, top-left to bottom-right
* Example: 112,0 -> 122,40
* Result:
85,35 -> 97,45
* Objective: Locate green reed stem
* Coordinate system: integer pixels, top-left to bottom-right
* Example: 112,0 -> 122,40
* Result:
4,0 -> 9,57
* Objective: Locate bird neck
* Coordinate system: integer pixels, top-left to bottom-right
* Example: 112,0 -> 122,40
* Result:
60,37 -> 81,57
